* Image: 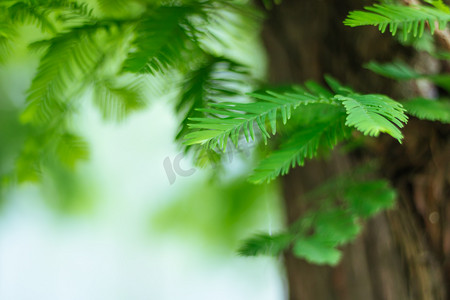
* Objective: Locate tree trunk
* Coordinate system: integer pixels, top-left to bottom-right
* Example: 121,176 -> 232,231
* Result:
257,0 -> 450,299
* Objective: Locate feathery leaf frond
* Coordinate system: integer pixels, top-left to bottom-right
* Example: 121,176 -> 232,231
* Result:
237,233 -> 292,256
7,1 -> 56,33
248,113 -> 351,184
260,0 -> 283,10
184,82 -> 340,150
402,98 -> 450,123
21,22 -> 109,124
366,60 -> 450,92
335,93 -> 408,142
344,180 -> 396,218
424,0 -> 450,13
96,0 -> 134,17
1,0 -> 92,33
176,56 -> 252,141
0,22 -> 15,62
122,6 -> 199,74
365,60 -> 421,80
186,77 -> 408,158
344,4 -> 450,40
15,127 -> 88,183
53,133 -> 89,169
93,77 -> 146,121
293,235 -> 342,265
239,177 -> 396,265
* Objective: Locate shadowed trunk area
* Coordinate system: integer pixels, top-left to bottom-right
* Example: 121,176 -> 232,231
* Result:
256,0 -> 450,299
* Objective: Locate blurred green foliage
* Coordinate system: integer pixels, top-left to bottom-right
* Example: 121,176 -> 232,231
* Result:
0,0 -> 263,213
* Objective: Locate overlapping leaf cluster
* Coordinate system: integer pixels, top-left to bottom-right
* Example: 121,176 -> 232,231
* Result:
239,175 -> 396,265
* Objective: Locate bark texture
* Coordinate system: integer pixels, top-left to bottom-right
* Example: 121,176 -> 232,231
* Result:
256,0 -> 450,299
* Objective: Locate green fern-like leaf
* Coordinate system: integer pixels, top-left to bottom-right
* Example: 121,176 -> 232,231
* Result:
344,180 -> 396,218
293,235 -> 342,265
0,22 -> 15,62
248,113 -> 351,184
21,23 -> 107,124
176,56 -> 252,141
402,98 -> 450,123
186,77 -> 407,154
54,133 -> 89,169
335,93 -> 408,142
365,60 -> 421,80
314,209 -> 361,245
2,0 -> 92,32
366,61 -> 450,92
15,144 -> 42,183
237,233 -> 292,256
261,0 -> 282,9
93,77 -> 145,121
184,82 -> 339,150
122,6 -> 198,74
424,0 -> 450,13
7,1 -> 56,33
96,0 -> 136,17
15,128 -> 89,182
344,4 -> 450,40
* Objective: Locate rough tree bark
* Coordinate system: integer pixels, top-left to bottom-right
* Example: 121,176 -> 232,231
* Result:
256,0 -> 450,299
